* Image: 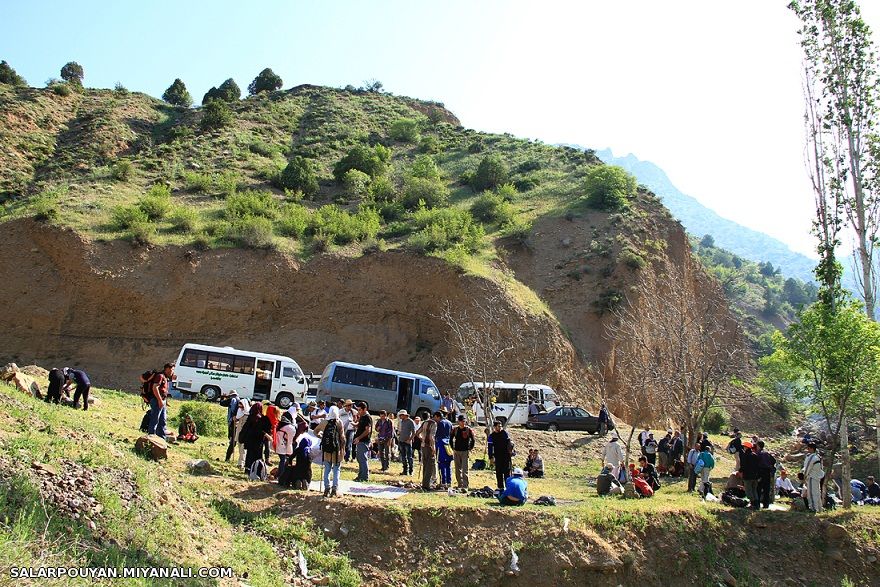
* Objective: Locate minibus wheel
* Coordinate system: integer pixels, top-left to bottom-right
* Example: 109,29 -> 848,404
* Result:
201,385 -> 221,401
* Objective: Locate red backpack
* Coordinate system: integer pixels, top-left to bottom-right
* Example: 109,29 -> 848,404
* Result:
633,476 -> 654,497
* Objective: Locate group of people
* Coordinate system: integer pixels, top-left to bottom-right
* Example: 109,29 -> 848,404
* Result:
44,366 -> 92,410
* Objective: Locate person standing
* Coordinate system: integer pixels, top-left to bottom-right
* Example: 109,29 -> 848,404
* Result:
375,410 -> 393,472
65,367 -> 92,411
276,412 -> 295,481
239,402 -> 271,474
235,398 -> 250,469
643,433 -> 658,465
434,411 -> 453,488
597,403 -> 610,436
146,364 -> 173,438
224,390 -> 240,462
755,440 -> 777,509
738,441 -> 760,508
317,406 -> 345,497
340,399 -> 357,462
695,444 -> 716,497
669,431 -> 684,468
686,442 -> 700,492
802,442 -> 825,513
397,410 -> 415,476
657,431 -> 672,473
488,421 -> 512,490
603,436 -> 625,480
638,427 -> 650,451
451,415 -> 475,489
419,412 -> 438,490
727,428 -> 743,471
265,404 -> 280,466
412,416 -> 423,463
441,392 -> 456,420
352,402 -> 372,482
45,367 -> 64,405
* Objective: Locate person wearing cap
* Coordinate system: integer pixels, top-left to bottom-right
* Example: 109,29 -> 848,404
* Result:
376,410 -> 394,472
498,467 -> 528,506
727,428 -> 743,471
603,436 -> 625,480
642,433 -> 658,465
802,442 -> 825,512
396,410 -> 415,476
488,421 -> 513,490
451,415 -> 475,489
738,440 -> 760,508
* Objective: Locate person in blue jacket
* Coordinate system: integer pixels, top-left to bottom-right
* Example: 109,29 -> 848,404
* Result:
498,467 -> 528,506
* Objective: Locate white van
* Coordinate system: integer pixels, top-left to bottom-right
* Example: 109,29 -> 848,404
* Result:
173,343 -> 308,408
456,381 -> 559,426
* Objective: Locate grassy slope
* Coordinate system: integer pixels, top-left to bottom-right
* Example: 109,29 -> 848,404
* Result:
2,382 -> 878,586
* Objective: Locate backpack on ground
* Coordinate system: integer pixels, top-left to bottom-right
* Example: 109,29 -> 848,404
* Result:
320,419 -> 340,453
722,490 -> 749,508
139,409 -> 152,433
249,459 -> 268,482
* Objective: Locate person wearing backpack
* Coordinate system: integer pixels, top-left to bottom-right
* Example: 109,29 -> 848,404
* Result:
694,445 -> 716,497
316,406 -> 345,497
239,402 -> 271,476
276,411 -> 295,482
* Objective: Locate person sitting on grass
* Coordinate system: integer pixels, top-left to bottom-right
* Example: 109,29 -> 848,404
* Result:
597,463 -> 622,496
638,456 -> 661,491
177,413 -> 198,442
867,476 -> 880,499
526,449 -> 544,478
775,469 -> 799,498
498,467 -> 528,506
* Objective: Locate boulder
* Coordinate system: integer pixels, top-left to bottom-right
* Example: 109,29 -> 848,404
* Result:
187,459 -> 214,475
0,363 -> 42,398
825,523 -> 847,543
31,461 -> 58,476
135,435 -> 168,460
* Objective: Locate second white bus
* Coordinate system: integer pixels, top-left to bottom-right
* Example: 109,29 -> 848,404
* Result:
456,381 -> 559,426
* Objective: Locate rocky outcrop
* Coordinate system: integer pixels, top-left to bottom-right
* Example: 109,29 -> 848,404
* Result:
0,362 -> 43,398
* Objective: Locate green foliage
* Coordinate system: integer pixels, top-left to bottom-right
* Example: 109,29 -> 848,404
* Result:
0,60 -> 26,86
389,118 -> 421,142
471,154 -> 509,191
227,216 -> 275,248
113,82 -> 128,95
162,78 -> 193,108
129,220 -> 157,246
418,135 -> 441,154
333,144 -> 391,181
499,218 -> 532,243
583,165 -> 637,211
700,234 -> 715,248
201,100 -> 233,129
342,168 -> 371,199
702,407 -> 728,433
619,246 -> 647,270
401,176 -> 449,210
310,205 -> 380,245
110,159 -> 133,182
248,68 -> 283,95
276,203 -> 310,238
410,155 -> 441,181
30,192 -> 60,223
111,204 -> 148,229
173,402 -> 227,437
407,208 -> 484,254
60,61 -> 84,85
182,171 -> 213,193
369,175 -> 397,203
593,289 -> 623,314
224,190 -> 278,220
279,156 -> 319,196
168,206 -> 199,233
202,78 -> 241,104
49,81 -> 71,96
470,191 -> 515,225
137,184 -> 173,220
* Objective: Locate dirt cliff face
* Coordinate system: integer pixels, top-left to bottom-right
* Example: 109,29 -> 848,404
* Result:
0,219 -> 578,394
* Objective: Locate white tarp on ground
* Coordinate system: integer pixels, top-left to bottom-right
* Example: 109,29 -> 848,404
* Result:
307,479 -> 409,500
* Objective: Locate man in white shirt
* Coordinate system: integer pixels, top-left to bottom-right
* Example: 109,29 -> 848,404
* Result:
603,436 -> 625,479
310,400 -> 328,425
776,469 -> 799,498
686,443 -> 700,492
802,443 -> 825,512
339,399 -> 357,462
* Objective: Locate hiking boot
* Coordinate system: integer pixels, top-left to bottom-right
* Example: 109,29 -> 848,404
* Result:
323,487 -> 330,498
330,486 -> 338,497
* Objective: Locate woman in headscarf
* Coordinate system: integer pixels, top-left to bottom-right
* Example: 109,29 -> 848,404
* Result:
234,398 -> 250,470
276,411 -> 296,483
265,404 -> 280,465
316,405 -> 345,497
177,413 -> 199,442
290,419 -> 313,490
239,401 -> 271,474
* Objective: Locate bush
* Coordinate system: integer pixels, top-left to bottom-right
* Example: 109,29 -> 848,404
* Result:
248,138 -> 278,158
182,171 -> 213,193
703,407 -> 728,434
409,155 -> 441,181
31,194 -> 59,223
496,183 -> 517,201
619,247 -> 647,270
499,218 -> 532,243
279,156 -> 319,196
277,203 -> 310,238
470,191 -> 515,225
418,136 -> 441,154
333,144 -> 391,181
113,82 -> 128,95
50,81 -> 71,96
593,289 -> 623,315
203,78 -> 240,104
137,184 -> 173,220
471,154 -> 508,191
174,402 -> 227,437
60,61 -> 84,85
407,208 -> 484,254
583,165 -> 637,212
513,177 -> 538,192
310,205 -> 380,245
343,169 -> 371,199
110,159 -> 133,181
401,176 -> 449,210
389,118 -> 421,142
162,78 -> 193,108
168,206 -> 199,233
0,60 -> 26,86
369,175 -> 397,203
112,205 -> 149,229
225,190 -> 278,220
129,221 -> 157,246
248,68 -> 283,95
201,100 -> 233,129
227,216 -> 274,248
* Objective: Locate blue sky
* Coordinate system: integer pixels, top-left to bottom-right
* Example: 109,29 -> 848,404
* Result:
5,1 -> 880,257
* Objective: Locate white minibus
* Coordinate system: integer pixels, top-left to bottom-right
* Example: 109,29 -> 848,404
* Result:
456,381 -> 559,426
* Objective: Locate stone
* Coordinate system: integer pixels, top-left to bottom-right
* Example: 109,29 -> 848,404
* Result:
720,568 -> 737,587
828,549 -> 844,563
310,577 -> 330,586
561,237 -> 572,248
825,523 -> 847,543
135,435 -> 168,460
31,462 -> 58,476
187,459 -> 214,475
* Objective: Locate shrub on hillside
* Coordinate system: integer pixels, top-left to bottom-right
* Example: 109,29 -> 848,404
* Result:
174,402 -> 227,437
333,144 -> 391,181
593,289 -> 623,315
248,68 -> 283,95
201,100 -> 233,130
162,78 -> 193,108
227,216 -> 274,249
407,208 -> 484,254
224,190 -> 278,220
112,205 -> 149,230
310,205 -> 380,245
499,218 -> 532,244
470,191 -> 515,225
248,138 -> 279,158
31,193 -> 59,223
703,407 -> 728,434
0,60 -> 26,86
389,118 -> 420,142
113,82 -> 128,95
60,61 -> 84,85
49,81 -> 71,96
276,203 -> 310,238
619,246 -> 647,270
168,206 -> 199,233
369,175 -> 397,203
583,165 -> 637,212
471,154 -> 508,191
409,155 -> 441,182
137,184 -> 173,221
110,159 -> 133,181
418,135 -> 441,154
401,176 -> 449,210
129,221 -> 157,246
182,171 -> 213,193
343,169 -> 371,199
279,156 -> 319,197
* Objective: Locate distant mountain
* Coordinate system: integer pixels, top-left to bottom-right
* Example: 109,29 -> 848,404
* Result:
594,149 -> 818,284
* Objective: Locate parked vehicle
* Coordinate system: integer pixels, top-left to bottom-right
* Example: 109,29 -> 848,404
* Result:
315,361 -> 442,420
173,343 -> 307,408
525,406 -> 613,433
456,381 -> 559,426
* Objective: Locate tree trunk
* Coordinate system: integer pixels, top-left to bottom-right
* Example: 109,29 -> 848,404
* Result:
623,425 -> 637,483
841,414 -> 852,509
876,393 -> 880,479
